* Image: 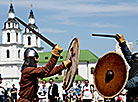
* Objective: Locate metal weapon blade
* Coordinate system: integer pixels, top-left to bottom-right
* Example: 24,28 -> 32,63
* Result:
15,17 -> 55,48
92,33 -> 117,39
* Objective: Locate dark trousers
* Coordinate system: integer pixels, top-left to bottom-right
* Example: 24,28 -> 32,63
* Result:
49,95 -> 57,102
83,99 -> 91,102
11,95 -> 17,102
0,95 -> 5,102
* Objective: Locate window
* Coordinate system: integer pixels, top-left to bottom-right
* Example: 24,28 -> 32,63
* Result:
8,23 -> 10,27
16,33 -> 18,43
18,50 -> 20,58
28,36 -> 31,45
91,67 -> 95,74
45,57 -> 48,59
60,56 -> 63,59
36,37 -> 38,45
7,33 -> 10,42
7,50 -> 10,58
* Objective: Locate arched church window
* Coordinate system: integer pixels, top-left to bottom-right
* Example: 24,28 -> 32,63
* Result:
8,23 -> 10,27
7,33 -> 10,42
16,33 -> 18,43
7,50 -> 10,58
28,36 -> 31,45
18,50 -> 20,58
36,36 -> 38,45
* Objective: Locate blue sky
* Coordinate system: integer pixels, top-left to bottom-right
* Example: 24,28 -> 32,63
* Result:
0,0 -> 138,57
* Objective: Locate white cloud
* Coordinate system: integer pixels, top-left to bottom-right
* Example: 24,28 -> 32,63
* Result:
2,0 -> 138,22
90,23 -> 120,28
32,1 -> 138,15
2,0 -> 138,15
40,28 -> 67,34
1,0 -> 138,28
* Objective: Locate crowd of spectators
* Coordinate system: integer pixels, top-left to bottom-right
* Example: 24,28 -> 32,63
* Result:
0,75 -> 18,102
0,76 -> 127,102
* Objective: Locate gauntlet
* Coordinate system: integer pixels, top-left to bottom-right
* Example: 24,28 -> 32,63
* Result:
62,60 -> 71,69
116,34 -> 126,44
51,44 -> 63,57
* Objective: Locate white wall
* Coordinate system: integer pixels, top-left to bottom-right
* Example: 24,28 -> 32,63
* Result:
2,30 -> 22,44
78,62 -> 96,85
0,45 -> 24,62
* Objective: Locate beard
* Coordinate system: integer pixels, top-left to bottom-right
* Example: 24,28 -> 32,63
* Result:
21,57 -> 37,71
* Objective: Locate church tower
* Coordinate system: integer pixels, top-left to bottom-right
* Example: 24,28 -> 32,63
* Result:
0,2 -> 24,86
23,5 -> 43,52
0,2 -> 24,62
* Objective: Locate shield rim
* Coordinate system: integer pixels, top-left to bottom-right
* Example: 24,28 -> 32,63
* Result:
63,37 -> 80,91
94,52 -> 128,98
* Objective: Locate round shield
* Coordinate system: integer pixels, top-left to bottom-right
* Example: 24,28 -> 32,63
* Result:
63,37 -> 80,91
94,52 -> 128,98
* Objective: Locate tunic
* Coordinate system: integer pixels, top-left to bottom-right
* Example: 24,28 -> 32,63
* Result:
17,56 -> 64,102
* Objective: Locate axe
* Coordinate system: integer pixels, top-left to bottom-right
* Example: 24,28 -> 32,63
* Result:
15,17 -> 55,48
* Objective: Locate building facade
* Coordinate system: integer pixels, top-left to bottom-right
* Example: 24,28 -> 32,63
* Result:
0,3 -> 43,88
0,3 -> 99,93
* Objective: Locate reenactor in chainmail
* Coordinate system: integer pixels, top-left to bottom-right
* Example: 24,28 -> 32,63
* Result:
17,44 -> 71,102
116,34 -> 138,102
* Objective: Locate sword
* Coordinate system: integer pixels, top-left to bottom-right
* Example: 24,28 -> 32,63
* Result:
15,17 -> 56,48
92,33 -> 117,39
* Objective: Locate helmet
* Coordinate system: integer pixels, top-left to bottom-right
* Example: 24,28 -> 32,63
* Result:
24,48 -> 39,59
132,53 -> 138,62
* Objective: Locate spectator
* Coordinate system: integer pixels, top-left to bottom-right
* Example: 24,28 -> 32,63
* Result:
67,86 -> 76,102
38,80 -> 47,96
0,74 -> 6,102
38,80 -> 47,102
81,80 -> 94,102
48,78 -> 59,102
10,84 -> 18,102
118,89 -> 127,102
75,80 -> 82,102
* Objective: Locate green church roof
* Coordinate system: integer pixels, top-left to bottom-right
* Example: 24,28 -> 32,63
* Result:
38,50 -> 98,64
39,75 -> 86,82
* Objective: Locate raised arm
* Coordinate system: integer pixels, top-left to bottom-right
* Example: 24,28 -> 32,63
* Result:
116,34 -> 133,66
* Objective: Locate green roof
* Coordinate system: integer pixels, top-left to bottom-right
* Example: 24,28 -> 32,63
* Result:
38,50 -> 98,64
79,50 -> 99,62
39,75 -> 86,82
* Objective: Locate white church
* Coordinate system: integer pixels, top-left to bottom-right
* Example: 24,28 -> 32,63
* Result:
0,2 -> 100,90
0,3 -> 43,88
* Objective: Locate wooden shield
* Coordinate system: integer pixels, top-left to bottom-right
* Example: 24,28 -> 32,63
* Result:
94,52 -> 128,98
63,37 -> 80,91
